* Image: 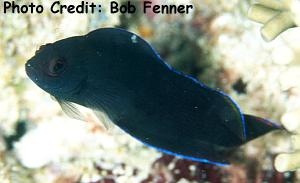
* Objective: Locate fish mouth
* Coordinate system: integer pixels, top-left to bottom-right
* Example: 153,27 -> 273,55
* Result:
25,61 -> 37,81
25,60 -> 51,90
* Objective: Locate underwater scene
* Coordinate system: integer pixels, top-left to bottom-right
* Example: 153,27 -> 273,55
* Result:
1,0 -> 300,182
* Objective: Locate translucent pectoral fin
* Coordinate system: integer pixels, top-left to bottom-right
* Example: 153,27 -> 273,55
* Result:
92,109 -> 113,130
54,96 -> 113,130
54,97 -> 85,121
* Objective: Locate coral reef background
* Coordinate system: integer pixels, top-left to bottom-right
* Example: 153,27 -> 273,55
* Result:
1,0 -> 300,182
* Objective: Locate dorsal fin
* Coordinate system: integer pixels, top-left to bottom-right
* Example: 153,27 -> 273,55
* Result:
213,91 -> 246,141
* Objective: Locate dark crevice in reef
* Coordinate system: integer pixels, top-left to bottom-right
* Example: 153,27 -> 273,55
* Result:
4,120 -> 28,151
232,78 -> 247,94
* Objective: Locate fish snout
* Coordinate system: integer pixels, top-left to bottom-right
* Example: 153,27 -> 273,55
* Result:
25,59 -> 38,81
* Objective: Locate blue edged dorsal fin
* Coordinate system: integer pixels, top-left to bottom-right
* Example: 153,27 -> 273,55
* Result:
213,91 -> 247,142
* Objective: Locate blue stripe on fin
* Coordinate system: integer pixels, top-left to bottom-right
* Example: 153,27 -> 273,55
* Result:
130,134 -> 229,167
155,57 -> 247,141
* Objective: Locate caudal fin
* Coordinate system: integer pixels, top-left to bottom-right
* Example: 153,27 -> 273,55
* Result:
243,114 -> 283,142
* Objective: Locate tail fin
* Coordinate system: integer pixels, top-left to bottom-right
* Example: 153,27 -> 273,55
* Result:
243,114 -> 283,142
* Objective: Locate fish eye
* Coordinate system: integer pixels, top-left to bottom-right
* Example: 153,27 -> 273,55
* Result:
47,58 -> 66,76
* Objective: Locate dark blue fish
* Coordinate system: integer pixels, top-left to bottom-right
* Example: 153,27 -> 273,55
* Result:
25,28 -> 281,165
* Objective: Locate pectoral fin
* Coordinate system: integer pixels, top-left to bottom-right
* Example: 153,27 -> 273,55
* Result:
55,97 -> 85,121
54,96 -> 112,130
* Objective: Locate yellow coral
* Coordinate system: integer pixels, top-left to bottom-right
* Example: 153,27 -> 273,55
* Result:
248,0 -> 299,41
275,108 -> 300,172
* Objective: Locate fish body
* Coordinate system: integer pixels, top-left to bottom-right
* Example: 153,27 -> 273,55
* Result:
25,28 -> 281,165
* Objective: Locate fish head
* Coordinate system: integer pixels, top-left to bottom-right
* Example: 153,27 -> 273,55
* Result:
25,37 -> 87,99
